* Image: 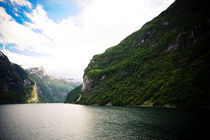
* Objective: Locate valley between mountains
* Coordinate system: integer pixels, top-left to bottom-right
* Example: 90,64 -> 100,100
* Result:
1,0 -> 210,108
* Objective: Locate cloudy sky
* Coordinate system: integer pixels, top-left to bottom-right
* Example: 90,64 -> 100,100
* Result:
0,0 -> 174,81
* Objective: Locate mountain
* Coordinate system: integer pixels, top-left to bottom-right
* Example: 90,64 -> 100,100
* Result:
0,51 -> 38,104
0,51 -> 80,104
65,85 -> 82,103
27,67 -> 80,103
66,0 -> 210,107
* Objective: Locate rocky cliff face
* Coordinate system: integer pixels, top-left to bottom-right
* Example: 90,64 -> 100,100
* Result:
0,51 -> 38,104
77,0 -> 210,107
81,75 -> 93,92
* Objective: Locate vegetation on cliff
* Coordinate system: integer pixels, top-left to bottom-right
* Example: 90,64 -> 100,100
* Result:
27,67 -> 80,103
26,83 -> 39,103
0,51 -> 38,104
65,85 -> 82,103
71,0 -> 210,107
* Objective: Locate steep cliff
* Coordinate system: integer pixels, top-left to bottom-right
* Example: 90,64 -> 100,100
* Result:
76,0 -> 210,107
0,51 -> 38,104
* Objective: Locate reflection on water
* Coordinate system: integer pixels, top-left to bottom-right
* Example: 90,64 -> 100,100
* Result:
0,104 -> 209,140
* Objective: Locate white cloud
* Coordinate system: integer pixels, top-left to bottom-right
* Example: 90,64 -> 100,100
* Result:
10,0 -> 32,9
0,0 -> 174,81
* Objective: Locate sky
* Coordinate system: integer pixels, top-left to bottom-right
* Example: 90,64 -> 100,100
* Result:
0,0 -> 174,81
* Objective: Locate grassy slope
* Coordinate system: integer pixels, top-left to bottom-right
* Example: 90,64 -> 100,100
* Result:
26,84 -> 39,103
78,0 -> 210,107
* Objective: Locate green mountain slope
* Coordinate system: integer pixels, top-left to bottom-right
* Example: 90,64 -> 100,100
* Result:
27,67 -> 80,103
71,0 -> 210,107
65,85 -> 82,103
0,51 -> 38,104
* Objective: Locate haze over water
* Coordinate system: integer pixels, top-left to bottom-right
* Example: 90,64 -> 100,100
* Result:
0,104 -> 209,140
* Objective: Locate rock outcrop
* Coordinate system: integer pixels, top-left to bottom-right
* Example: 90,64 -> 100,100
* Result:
81,75 -> 93,93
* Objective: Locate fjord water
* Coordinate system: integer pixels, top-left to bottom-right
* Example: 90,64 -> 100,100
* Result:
0,104 -> 209,140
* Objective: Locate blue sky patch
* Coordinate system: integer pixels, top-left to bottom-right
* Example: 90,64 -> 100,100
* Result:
0,0 -> 32,24
0,2 -> 31,24
28,0 -> 79,21
0,43 -> 3,50
0,43 -> 50,57
0,0 -> 79,57
0,0 -> 79,23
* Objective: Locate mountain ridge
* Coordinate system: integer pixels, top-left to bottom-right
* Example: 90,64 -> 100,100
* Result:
66,0 -> 210,107
26,67 -> 81,103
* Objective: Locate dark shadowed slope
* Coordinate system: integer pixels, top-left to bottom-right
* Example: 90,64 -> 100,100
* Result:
0,51 -> 38,104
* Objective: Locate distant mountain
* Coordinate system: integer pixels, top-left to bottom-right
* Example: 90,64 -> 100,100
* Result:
27,67 -> 81,103
66,0 -> 210,107
0,51 -> 38,104
0,51 -> 80,104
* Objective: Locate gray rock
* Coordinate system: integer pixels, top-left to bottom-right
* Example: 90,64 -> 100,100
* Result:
82,75 -> 93,93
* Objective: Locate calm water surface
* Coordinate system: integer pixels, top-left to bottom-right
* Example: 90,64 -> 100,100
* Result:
0,104 -> 209,140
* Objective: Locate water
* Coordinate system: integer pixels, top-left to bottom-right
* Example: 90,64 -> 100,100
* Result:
0,104 -> 209,140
